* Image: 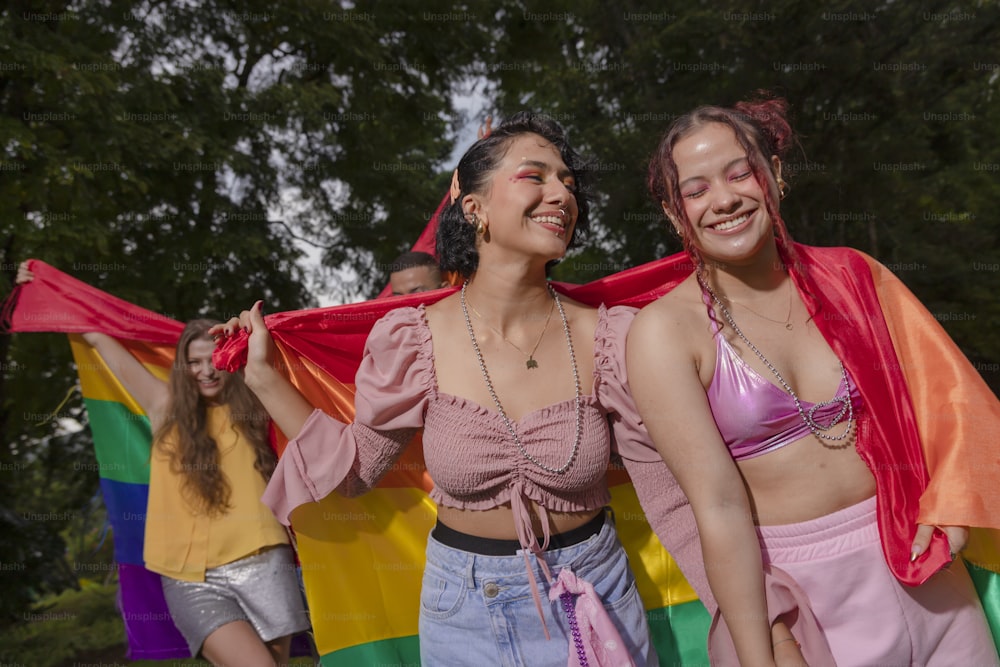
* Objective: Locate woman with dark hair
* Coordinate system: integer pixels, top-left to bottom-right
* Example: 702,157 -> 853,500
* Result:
17,264 -> 308,667
216,112 -> 663,665
629,96 -> 1000,666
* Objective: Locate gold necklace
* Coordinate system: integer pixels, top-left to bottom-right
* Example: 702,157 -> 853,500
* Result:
466,293 -> 555,370
721,278 -> 794,330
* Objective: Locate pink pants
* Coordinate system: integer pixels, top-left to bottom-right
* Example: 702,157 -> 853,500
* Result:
757,496 -> 999,667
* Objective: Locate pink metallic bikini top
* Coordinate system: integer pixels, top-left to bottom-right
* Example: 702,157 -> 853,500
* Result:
705,314 -> 861,461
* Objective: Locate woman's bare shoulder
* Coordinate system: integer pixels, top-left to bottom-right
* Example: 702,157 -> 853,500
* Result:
634,274 -> 705,332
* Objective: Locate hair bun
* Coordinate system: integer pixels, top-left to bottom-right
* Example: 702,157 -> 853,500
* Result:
734,92 -> 793,158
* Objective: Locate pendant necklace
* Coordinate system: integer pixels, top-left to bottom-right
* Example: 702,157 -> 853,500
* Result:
466,291 -> 554,370
721,277 -> 794,330
461,282 -> 582,474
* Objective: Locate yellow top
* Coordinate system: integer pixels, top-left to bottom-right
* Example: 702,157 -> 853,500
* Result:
143,404 -> 289,581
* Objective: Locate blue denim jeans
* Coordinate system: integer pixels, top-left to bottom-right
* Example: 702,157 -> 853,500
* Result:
419,511 -> 657,666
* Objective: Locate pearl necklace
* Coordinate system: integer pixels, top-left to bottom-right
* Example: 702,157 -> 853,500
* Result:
461,282 -> 582,474
700,276 -> 855,444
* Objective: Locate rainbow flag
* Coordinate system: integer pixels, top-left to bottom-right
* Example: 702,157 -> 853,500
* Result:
6,245 -> 1000,665
4,262 -> 188,659
73,335 -> 192,658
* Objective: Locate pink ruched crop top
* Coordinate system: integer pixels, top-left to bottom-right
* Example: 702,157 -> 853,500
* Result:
706,318 -> 862,461
263,304 -> 657,550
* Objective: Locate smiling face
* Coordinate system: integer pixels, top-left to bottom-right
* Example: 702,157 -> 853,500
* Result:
185,338 -> 226,401
670,122 -> 781,266
467,132 -> 579,264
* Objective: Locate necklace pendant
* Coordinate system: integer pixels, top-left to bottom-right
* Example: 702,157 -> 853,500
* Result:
460,282 -> 582,475
806,395 -> 850,430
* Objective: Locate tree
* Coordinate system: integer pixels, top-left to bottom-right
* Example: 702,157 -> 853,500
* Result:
484,0 -> 1000,390
1,0 -> 489,622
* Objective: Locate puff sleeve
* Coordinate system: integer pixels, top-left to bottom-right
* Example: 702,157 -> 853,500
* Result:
262,307 -> 434,524
594,304 -> 717,614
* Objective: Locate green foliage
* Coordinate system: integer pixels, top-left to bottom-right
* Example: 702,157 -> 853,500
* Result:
487,0 -> 1000,388
0,350 -> 98,624
0,583 -> 124,666
0,0 -> 488,624
0,581 -> 316,666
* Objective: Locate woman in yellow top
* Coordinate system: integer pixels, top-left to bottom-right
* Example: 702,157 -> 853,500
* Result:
17,263 -> 309,667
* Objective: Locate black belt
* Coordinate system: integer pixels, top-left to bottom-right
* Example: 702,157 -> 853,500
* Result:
431,509 -> 606,556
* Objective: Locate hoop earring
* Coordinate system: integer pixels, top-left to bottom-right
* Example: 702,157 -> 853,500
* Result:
777,177 -> 790,200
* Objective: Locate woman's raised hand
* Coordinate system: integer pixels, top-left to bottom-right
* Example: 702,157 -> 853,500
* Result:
210,301 -> 316,438
210,301 -> 274,383
15,260 -> 34,284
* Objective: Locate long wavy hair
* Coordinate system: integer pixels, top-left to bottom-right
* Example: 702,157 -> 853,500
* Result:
153,319 -> 276,516
647,92 -> 799,275
437,111 -> 594,278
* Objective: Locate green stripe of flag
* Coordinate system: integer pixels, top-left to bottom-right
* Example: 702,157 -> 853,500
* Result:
649,599 -> 710,666
83,397 -> 152,485
321,634 -> 420,666
968,561 -> 1000,648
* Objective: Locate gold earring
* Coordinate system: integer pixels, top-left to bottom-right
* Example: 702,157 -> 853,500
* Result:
467,213 -> 485,235
666,212 -> 684,238
777,177 -> 790,200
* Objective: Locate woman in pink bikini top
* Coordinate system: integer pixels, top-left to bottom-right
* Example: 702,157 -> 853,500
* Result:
628,94 -> 998,667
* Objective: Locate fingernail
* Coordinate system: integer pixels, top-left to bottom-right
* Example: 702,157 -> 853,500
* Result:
910,546 -> 921,562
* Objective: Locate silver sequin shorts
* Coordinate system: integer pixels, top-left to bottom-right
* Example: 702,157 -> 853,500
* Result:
160,544 -> 310,656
